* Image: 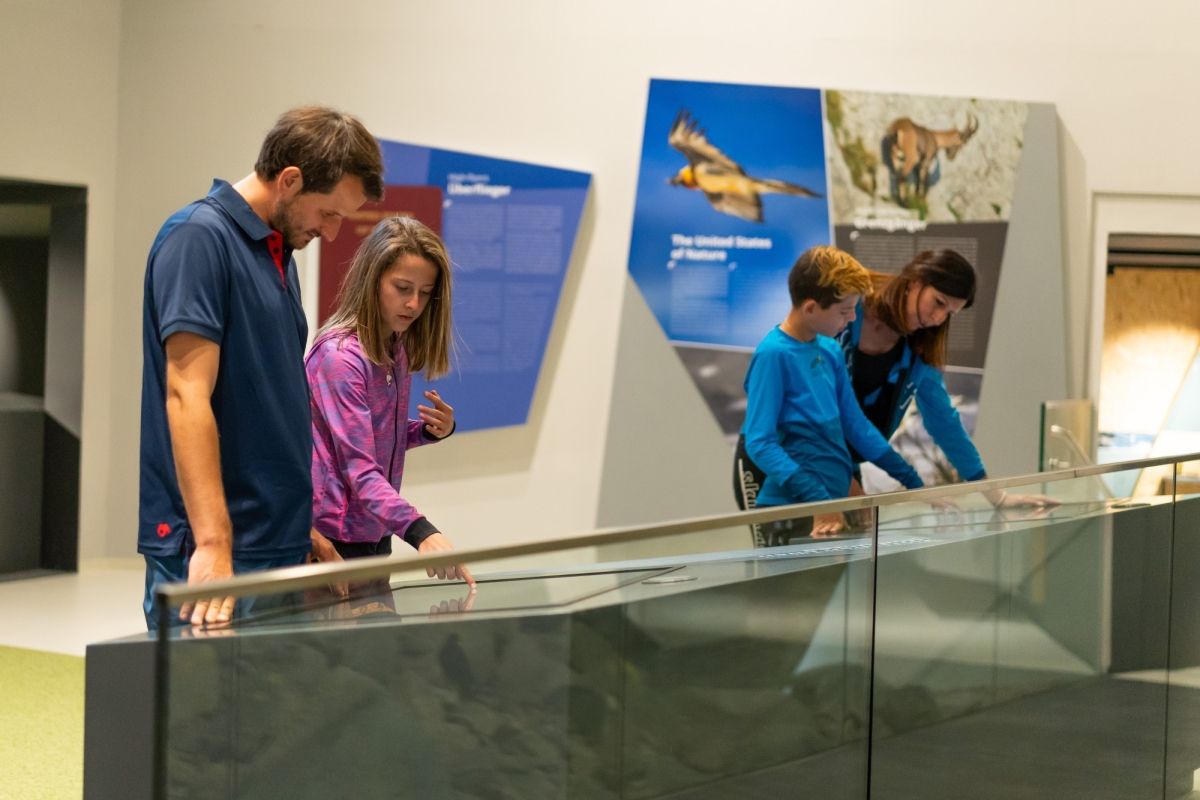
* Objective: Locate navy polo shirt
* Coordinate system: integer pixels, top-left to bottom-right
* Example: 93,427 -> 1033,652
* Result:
139,179 -> 312,559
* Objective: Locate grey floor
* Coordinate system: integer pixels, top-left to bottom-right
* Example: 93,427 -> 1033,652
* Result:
0,558 -> 146,655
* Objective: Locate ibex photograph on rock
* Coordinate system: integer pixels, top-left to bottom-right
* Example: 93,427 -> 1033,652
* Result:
824,90 -> 1028,224
882,113 -> 980,207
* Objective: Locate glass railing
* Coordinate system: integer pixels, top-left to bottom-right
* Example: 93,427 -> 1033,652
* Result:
142,454 -> 1200,800
1039,398 -> 1096,471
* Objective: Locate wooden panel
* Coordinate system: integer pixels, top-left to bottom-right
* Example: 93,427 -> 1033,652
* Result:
1100,268 -> 1200,436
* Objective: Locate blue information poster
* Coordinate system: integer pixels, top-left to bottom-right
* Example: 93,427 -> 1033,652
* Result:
375,139 -> 591,432
628,79 -> 830,350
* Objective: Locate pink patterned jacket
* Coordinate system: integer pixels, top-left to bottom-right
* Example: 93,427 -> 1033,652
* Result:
306,328 -> 440,545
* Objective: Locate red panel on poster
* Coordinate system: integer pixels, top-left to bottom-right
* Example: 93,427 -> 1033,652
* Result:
317,185 -> 443,325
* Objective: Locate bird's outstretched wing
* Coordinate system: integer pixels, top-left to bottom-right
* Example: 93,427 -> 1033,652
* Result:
755,177 -> 823,199
703,192 -> 764,223
668,111 -> 743,174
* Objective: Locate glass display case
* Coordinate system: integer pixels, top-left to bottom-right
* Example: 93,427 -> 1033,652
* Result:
83,455 -> 1200,799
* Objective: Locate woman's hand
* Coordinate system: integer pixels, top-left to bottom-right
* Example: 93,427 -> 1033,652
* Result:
418,389 -> 455,438
984,489 -> 1061,510
418,532 -> 475,587
1003,493 -> 1060,509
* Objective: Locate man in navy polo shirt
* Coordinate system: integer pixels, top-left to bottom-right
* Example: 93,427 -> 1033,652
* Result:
140,106 -> 384,629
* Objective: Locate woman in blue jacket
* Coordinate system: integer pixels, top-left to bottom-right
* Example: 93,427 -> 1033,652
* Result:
837,249 -> 1053,508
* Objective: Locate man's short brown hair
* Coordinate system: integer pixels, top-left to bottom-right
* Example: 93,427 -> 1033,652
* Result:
254,106 -> 384,200
787,245 -> 872,308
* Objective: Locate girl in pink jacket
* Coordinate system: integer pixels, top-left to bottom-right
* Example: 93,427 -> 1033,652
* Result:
306,216 -> 472,586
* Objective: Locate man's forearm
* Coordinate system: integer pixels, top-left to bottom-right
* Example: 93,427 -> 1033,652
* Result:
166,395 -> 232,550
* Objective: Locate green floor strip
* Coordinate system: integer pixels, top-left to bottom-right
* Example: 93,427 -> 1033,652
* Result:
0,645 -> 84,800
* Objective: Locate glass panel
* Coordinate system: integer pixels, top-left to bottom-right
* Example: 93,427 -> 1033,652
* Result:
1167,460 -> 1200,798
1178,457 -> 1200,496
155,503 -> 877,799
869,468 -> 1173,800
1039,398 -> 1096,470
140,460 -> 1200,798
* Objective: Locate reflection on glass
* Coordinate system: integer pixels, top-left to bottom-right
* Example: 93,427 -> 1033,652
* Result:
1167,470 -> 1200,798
159,512 -> 878,799
146,460 -> 1200,800
870,469 -> 1175,799
1039,398 -> 1095,471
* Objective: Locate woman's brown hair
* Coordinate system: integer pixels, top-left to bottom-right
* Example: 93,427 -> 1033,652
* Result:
319,216 -> 453,378
866,249 -> 976,368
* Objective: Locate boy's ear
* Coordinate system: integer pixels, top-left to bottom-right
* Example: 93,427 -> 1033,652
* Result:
797,298 -> 818,315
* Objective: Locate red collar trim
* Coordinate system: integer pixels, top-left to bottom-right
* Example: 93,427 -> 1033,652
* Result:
266,231 -> 285,285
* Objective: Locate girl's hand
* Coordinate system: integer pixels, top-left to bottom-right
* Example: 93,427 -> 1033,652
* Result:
417,532 -> 475,587
418,389 -> 455,438
308,529 -> 349,598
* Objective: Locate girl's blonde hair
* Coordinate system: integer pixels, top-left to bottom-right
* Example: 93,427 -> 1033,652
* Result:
319,216 -> 453,378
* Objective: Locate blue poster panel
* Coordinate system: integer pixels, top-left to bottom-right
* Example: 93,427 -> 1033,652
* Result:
377,139 -> 590,432
627,78 -> 830,350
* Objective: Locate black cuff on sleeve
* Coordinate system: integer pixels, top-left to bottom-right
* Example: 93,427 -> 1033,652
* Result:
402,516 -> 438,549
423,420 -> 456,442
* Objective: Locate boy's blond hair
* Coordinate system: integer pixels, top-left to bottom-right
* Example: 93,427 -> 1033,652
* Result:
787,245 -> 872,307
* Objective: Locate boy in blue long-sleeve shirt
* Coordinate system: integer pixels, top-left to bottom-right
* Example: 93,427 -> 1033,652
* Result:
741,246 -> 923,537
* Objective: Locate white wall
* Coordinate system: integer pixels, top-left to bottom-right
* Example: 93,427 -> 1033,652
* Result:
0,0 -> 121,559
19,0 -> 1200,556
